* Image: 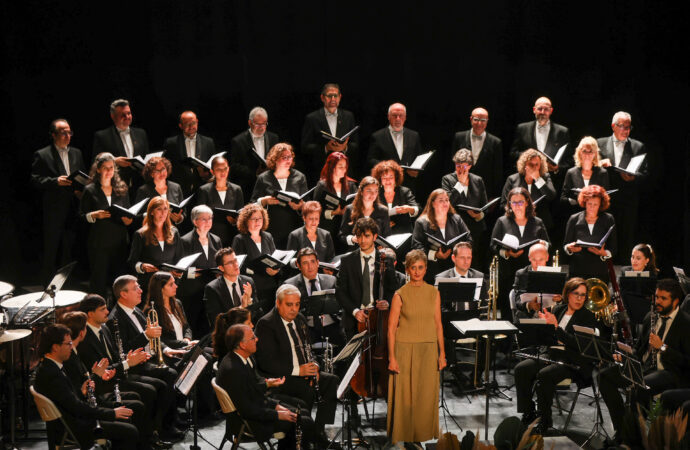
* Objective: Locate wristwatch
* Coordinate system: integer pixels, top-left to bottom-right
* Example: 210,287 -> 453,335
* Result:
660,344 -> 668,353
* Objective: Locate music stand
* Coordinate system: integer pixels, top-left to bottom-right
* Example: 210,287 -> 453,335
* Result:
526,270 -> 566,311
34,261 -> 77,323
174,345 -> 212,450
302,291 -> 340,345
615,342 -> 647,390
452,320 -> 518,440
619,273 -> 656,326
515,320 -> 557,352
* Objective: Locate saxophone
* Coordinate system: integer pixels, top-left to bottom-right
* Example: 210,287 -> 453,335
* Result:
112,319 -> 128,378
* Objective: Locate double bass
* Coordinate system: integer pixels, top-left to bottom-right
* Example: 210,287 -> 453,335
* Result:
350,252 -> 390,399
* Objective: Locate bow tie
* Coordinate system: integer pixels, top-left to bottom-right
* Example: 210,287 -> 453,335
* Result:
118,128 -> 131,134
614,139 -> 626,145
391,129 -> 403,135
325,111 -> 337,118
471,134 -> 482,140
537,124 -> 548,130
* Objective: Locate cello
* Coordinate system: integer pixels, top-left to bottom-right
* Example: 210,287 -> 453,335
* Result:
350,252 -> 390,399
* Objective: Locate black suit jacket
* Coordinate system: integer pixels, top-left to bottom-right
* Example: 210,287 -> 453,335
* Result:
230,129 -> 279,199
559,166 -> 610,212
79,325 -> 128,380
203,274 -> 258,325
635,309 -> 690,385
434,267 -> 488,301
162,133 -> 216,196
367,127 -> 422,170
216,351 -> 279,440
339,204 -> 392,249
106,302 -> 169,355
500,173 -> 557,230
549,303 -> 605,380
510,121 -> 571,169
441,172 -> 489,237
195,181 -> 244,245
231,231 -> 279,296
286,227 -> 335,263
451,130 -> 504,197
34,358 -> 115,437
134,181 -> 185,210
80,183 -> 131,250
490,215 -> 550,271
334,250 -> 398,336
284,273 -> 337,301
378,185 -> 419,235
250,169 -> 309,245
255,308 -> 312,377
93,126 -> 149,159
127,227 -> 183,274
563,211 -> 617,280
596,136 -> 649,206
301,108 -> 359,180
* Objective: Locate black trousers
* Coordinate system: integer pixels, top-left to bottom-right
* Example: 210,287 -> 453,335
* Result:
129,365 -> 178,432
514,358 -> 574,422
598,366 -> 678,432
660,388 -> 690,415
276,372 -> 340,428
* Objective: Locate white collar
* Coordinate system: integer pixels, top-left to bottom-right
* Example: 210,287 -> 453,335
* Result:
117,302 -> 135,315
45,356 -> 63,369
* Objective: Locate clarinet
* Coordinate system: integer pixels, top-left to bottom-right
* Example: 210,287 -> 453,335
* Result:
86,372 -> 104,437
113,319 -> 128,377
648,301 -> 659,371
301,323 -> 323,404
295,405 -> 303,450
113,383 -> 123,407
323,337 -> 334,374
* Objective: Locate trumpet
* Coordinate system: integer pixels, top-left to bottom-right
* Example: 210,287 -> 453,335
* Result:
86,372 -> 104,437
147,304 -> 167,368
112,319 -> 128,377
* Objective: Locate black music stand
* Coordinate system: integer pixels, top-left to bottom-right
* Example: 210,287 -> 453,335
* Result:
515,320 -> 557,353
174,345 -> 212,450
619,273 -> 656,326
573,326 -> 614,446
525,270 -> 567,311
452,319 -> 518,440
330,331 -> 368,450
302,291 -> 340,346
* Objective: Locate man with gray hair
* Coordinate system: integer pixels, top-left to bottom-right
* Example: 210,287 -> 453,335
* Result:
301,83 -> 360,183
230,106 -> 279,199
254,284 -> 340,447
162,110 -> 217,196
367,102 -> 423,175
597,111 -> 649,263
92,99 -> 150,194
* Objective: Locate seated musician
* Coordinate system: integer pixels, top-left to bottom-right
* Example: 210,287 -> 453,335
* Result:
512,243 -> 561,320
514,277 -> 606,434
212,307 -> 254,360
78,294 -> 174,446
284,247 -> 344,346
254,284 -> 341,448
599,279 -> 690,438
59,311 -> 161,449
106,275 -> 184,441
33,324 -> 139,450
335,217 -> 398,340
217,323 -> 316,449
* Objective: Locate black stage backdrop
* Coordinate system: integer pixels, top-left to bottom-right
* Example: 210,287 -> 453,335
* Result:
1,1 -> 689,286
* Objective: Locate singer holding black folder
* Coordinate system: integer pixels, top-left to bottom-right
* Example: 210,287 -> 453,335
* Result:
490,187 -> 550,322
339,176 -> 392,249
134,156 -> 185,225
80,152 -> 133,298
559,137 -> 610,218
563,185 -> 617,282
372,160 -> 419,235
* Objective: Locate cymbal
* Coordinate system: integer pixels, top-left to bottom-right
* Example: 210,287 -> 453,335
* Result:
0,290 -> 86,309
0,281 -> 14,298
0,328 -> 32,344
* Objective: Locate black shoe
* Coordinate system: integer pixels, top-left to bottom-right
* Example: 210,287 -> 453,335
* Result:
533,420 -> 558,437
161,426 -> 185,442
316,430 -> 340,449
151,438 -> 173,449
520,410 -> 539,426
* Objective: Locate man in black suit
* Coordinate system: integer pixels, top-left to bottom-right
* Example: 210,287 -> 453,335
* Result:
254,284 -> 340,446
599,279 -> 690,435
203,247 -> 259,325
510,243 -> 561,320
284,247 -> 343,346
77,294 -> 176,446
30,118 -> 86,284
509,97 -> 571,189
34,324 -> 138,449
92,99 -> 150,193
367,102 -> 423,191
218,323 -> 316,449
230,106 -> 280,199
335,218 -> 398,339
597,111 -> 650,264
451,107 -> 504,198
106,275 -> 184,441
162,110 -> 216,196
301,83 -> 360,182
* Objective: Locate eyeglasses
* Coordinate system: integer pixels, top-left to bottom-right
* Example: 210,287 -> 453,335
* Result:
61,341 -> 73,347
55,130 -> 74,137
242,335 -> 258,342
195,217 -> 212,222
614,123 -> 633,131
571,292 -> 587,298
252,122 -> 268,128
471,117 -> 488,123
249,217 -> 263,222
323,93 -> 340,99
580,149 -> 595,154
510,201 -> 526,207
280,155 -> 294,161
152,167 -> 167,174
223,259 -> 239,266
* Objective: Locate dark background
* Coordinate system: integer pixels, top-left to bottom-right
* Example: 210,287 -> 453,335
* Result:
2,1 -> 689,286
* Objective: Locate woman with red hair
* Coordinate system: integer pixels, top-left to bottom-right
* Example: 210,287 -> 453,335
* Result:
564,184 -> 617,281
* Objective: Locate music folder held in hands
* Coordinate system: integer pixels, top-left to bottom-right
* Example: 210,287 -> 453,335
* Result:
400,150 -> 435,171
375,233 -> 412,251
108,197 -> 149,220
67,170 -> 92,189
126,151 -> 163,171
161,252 -> 202,273
213,207 -> 239,220
273,187 -> 316,205
317,190 -> 356,210
536,144 -> 568,167
575,225 -> 614,249
425,231 -> 469,252
612,153 -> 646,176
169,194 -> 194,214
184,150 -> 228,170
320,125 -> 359,144
455,197 -> 499,213
492,234 -> 540,252
246,250 -> 296,273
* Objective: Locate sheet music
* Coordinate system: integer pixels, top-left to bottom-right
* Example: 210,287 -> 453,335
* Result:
175,355 -> 208,396
626,154 -> 646,173
337,353 -> 361,399
519,293 -> 558,308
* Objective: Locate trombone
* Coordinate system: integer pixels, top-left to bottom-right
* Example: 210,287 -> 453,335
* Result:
474,256 -> 500,387
147,304 -> 167,368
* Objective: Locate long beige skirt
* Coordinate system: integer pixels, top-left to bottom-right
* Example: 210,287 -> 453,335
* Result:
387,341 -> 440,443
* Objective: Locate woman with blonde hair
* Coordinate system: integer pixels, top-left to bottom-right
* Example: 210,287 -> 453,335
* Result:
560,136 -> 610,216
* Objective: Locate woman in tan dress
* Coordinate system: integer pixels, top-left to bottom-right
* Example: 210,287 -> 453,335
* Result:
387,249 -> 446,445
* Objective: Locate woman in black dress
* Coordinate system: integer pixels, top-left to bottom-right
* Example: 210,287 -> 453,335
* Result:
231,203 -> 279,311
490,187 -> 550,321
563,185 -> 617,282
286,200 -> 335,263
619,243 -> 659,330
440,148 -> 491,269
412,189 -> 472,283
128,196 -> 183,295
372,160 -> 419,235
134,156 -> 185,225
339,176 -> 392,249
179,204 -> 223,336
250,143 -> 308,248
80,152 -> 132,298
560,137 -> 610,218
195,155 -> 244,246
313,152 -> 357,253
